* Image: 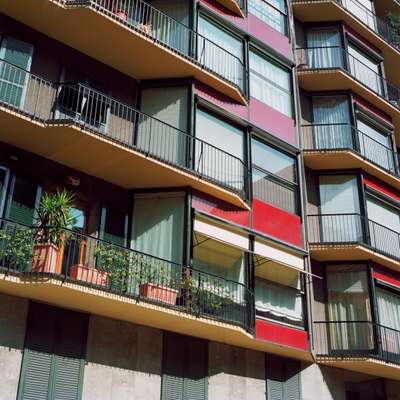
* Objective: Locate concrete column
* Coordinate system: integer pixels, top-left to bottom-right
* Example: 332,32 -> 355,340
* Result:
82,315 -> 163,400
0,293 -> 29,400
208,341 -> 265,400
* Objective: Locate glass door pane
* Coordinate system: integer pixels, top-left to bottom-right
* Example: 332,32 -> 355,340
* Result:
307,29 -> 343,69
345,0 -> 376,31
319,175 -> 362,242
0,167 -> 10,218
0,36 -> 33,108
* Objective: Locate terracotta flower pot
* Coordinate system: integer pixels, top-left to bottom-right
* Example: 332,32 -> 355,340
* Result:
115,9 -> 128,21
31,243 -> 60,274
69,264 -> 109,287
139,282 -> 178,305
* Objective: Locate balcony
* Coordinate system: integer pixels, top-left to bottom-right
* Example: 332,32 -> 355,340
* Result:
314,321 -> 400,379
0,218 -> 255,335
0,0 -> 246,104
292,0 -> 400,87
296,46 -> 400,134
301,123 -> 400,188
307,213 -> 400,271
0,59 -> 248,208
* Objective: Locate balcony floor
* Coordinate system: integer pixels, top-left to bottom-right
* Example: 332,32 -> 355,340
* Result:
0,0 -> 246,104
0,104 -> 248,209
303,150 -> 400,190
292,0 -> 400,88
0,271 -> 312,362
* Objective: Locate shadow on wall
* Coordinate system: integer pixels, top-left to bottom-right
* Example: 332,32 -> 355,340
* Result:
85,315 -> 163,375
0,293 -> 29,351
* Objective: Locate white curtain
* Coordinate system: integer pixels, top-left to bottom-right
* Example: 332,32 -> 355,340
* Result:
327,266 -> 373,350
249,50 -> 292,117
348,44 -> 382,95
255,278 -> 303,322
307,30 -> 343,69
248,0 -> 286,34
312,96 -> 352,149
319,175 -> 362,242
366,195 -> 400,259
356,119 -> 394,172
197,16 -> 243,88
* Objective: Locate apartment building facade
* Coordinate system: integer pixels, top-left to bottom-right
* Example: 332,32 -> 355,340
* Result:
0,0 -> 399,399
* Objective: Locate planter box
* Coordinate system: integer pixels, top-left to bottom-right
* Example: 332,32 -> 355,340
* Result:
140,282 -> 178,305
31,243 -> 59,273
69,264 -> 109,287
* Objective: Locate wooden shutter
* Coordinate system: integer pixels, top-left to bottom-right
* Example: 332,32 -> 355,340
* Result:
266,355 -> 301,400
18,303 -> 88,400
184,337 -> 208,400
162,332 -> 185,400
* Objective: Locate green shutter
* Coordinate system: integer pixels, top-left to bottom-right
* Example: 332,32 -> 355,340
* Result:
266,355 -> 301,400
7,176 -> 38,225
18,303 -> 88,400
184,337 -> 208,400
162,332 -> 185,400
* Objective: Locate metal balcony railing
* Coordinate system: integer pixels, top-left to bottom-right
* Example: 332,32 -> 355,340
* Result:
0,59 -> 247,197
301,123 -> 399,177
296,46 -> 400,109
292,0 -> 400,51
308,213 -> 400,261
314,321 -> 400,365
0,218 -> 255,332
62,0 -> 245,91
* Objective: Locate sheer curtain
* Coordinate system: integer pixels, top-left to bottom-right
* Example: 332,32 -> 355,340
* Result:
327,265 -> 373,350
307,29 -> 343,69
249,50 -> 292,116
319,175 -> 362,242
248,0 -> 286,34
312,96 -> 352,149
255,278 -> 303,323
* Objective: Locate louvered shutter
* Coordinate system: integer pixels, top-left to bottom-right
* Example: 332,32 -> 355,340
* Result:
266,355 -> 285,400
162,332 -> 185,400
184,337 -> 208,400
51,310 -> 87,400
17,303 -> 57,400
284,360 -> 301,400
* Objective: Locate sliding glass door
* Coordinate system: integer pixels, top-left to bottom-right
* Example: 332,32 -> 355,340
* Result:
307,29 -> 343,69
312,96 -> 353,149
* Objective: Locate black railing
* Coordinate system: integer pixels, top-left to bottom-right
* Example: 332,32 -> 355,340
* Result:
292,0 -> 400,51
314,321 -> 400,365
0,218 -> 255,332
62,0 -> 245,91
0,59 -> 246,197
308,213 -> 400,261
301,123 -> 399,176
252,166 -> 298,214
297,46 -> 400,109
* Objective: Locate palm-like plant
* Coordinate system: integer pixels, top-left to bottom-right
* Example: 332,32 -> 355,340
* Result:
35,190 -> 75,247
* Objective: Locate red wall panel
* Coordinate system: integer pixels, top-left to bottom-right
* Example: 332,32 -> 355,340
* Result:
353,94 -> 392,124
363,174 -> 400,202
252,199 -> 303,247
256,319 -> 308,351
373,264 -> 400,288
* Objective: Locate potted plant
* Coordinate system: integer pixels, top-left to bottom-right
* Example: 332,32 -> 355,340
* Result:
114,0 -> 130,21
387,12 -> 400,49
31,190 -> 75,274
138,259 -> 179,305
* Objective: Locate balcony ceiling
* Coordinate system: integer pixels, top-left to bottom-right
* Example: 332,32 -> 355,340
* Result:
0,0 -> 246,105
292,1 -> 400,88
303,151 -> 400,190
217,0 -> 245,17
297,69 -> 400,140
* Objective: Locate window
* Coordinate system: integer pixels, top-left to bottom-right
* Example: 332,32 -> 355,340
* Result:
266,355 -> 301,400
195,109 -> 244,191
347,43 -> 383,95
100,207 -> 128,247
197,16 -> 244,88
307,29 -> 343,69
248,0 -> 287,35
0,166 -> 10,217
249,50 -> 292,116
346,0 -> 376,31
161,332 -> 208,400
251,138 -> 297,214
326,264 -> 373,351
255,278 -> 303,326
18,303 -> 88,400
319,175 -> 362,242
0,36 -> 33,108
